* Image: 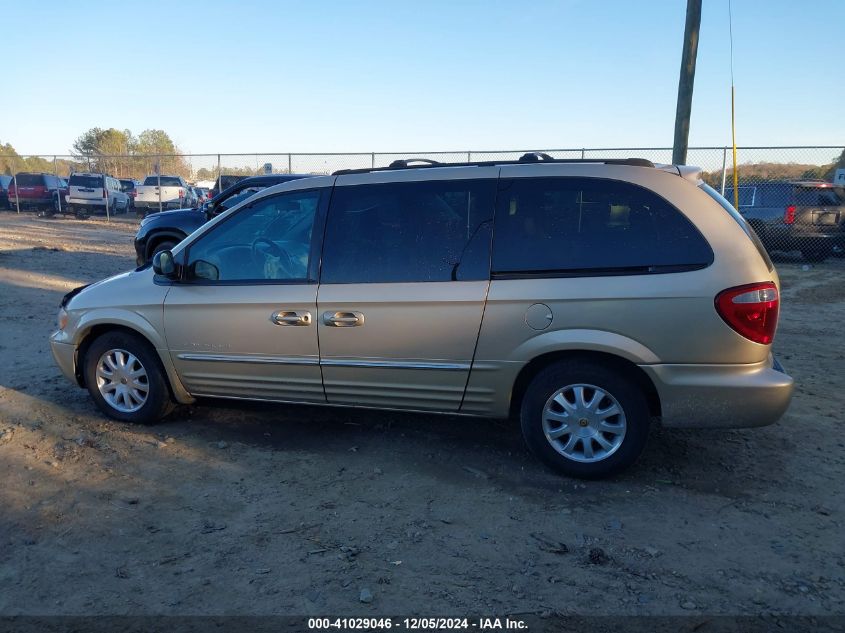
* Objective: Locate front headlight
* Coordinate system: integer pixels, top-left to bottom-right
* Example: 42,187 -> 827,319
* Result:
57,307 -> 68,331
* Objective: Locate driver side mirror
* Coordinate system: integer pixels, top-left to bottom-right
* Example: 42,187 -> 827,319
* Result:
152,250 -> 177,279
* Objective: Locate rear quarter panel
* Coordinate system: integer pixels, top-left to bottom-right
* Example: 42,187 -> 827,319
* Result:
463,164 -> 778,417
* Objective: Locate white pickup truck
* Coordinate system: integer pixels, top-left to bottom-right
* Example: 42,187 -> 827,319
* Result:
134,175 -> 196,216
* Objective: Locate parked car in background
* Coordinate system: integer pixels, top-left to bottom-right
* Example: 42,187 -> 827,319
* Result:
210,174 -> 247,199
134,175 -> 195,216
56,155 -> 793,479
193,186 -> 210,205
133,174 -> 309,265
0,174 -> 11,209
66,173 -> 130,218
119,179 -> 139,211
725,180 -> 845,262
7,172 -> 67,213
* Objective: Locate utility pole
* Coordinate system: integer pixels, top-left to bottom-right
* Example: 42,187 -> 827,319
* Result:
672,0 -> 702,165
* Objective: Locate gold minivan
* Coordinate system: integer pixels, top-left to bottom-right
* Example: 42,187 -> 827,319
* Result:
50,155 -> 793,478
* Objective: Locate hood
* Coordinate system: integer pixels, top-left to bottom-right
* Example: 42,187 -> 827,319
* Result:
65,267 -> 167,311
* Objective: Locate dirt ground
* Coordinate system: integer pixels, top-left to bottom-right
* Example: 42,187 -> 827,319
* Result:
0,212 -> 842,618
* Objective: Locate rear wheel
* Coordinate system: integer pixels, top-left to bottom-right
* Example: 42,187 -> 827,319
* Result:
84,331 -> 173,424
520,360 -> 650,479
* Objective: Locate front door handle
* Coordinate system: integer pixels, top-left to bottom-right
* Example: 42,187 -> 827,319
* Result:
323,311 -> 364,327
271,310 -> 312,326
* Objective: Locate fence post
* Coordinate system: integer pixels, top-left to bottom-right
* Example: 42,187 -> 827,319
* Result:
467,151 -> 471,162
54,155 -> 62,215
371,153 -> 375,168
288,153 -> 292,174
157,159 -> 162,214
581,148 -> 586,159
13,173 -> 19,214
217,154 -> 221,189
720,147 -> 728,195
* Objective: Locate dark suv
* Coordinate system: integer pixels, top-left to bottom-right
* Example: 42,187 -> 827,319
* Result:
7,172 -> 68,213
725,181 -> 845,262
134,174 -> 309,266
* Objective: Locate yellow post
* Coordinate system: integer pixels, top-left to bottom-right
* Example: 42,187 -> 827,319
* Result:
731,85 -> 739,209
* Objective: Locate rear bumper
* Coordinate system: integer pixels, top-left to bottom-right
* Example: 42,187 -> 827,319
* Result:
67,197 -> 107,207
641,355 -> 793,429
9,196 -> 52,206
136,200 -> 181,209
764,226 -> 845,248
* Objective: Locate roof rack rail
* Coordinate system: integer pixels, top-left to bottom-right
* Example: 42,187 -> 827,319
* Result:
387,158 -> 442,169
333,156 -> 655,175
518,152 -> 555,162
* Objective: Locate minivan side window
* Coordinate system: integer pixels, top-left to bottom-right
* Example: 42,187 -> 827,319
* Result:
185,190 -> 322,283
492,177 -> 713,276
320,179 -> 496,284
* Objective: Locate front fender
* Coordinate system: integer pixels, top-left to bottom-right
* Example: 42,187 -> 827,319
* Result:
60,308 -> 194,405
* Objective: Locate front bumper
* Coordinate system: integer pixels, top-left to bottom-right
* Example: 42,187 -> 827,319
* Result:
135,200 -> 181,210
641,355 -> 793,428
50,335 -> 79,386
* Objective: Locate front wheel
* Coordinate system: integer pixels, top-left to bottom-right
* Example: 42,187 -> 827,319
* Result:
520,361 -> 650,479
83,331 -> 174,424
150,240 -> 176,261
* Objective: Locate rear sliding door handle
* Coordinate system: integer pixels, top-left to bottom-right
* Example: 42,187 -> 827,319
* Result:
323,311 -> 364,327
271,310 -> 312,326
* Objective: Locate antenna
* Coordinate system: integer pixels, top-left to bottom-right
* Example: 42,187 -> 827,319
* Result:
729,0 -> 739,210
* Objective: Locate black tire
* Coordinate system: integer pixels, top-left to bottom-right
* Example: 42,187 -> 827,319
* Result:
83,331 -> 174,424
150,240 -> 176,260
520,360 -> 650,479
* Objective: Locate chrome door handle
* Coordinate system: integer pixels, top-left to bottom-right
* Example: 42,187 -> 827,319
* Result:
323,311 -> 364,327
271,310 -> 312,326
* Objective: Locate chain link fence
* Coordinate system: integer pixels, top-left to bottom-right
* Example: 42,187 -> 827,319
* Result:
1,146 -> 843,261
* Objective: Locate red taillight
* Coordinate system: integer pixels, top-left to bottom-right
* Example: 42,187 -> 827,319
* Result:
715,282 -> 779,345
784,205 -> 796,224
178,188 -> 184,198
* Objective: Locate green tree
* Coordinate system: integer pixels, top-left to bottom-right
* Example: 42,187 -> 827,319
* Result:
135,129 -> 190,179
72,127 -> 136,177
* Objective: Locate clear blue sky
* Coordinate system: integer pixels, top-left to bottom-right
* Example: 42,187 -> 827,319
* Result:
3,0 -> 843,154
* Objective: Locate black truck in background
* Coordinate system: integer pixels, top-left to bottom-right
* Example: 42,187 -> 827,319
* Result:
725,180 -> 845,262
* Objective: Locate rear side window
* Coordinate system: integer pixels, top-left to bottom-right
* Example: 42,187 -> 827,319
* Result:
70,174 -> 103,188
14,174 -> 44,186
493,177 -> 713,276
321,179 -> 496,284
